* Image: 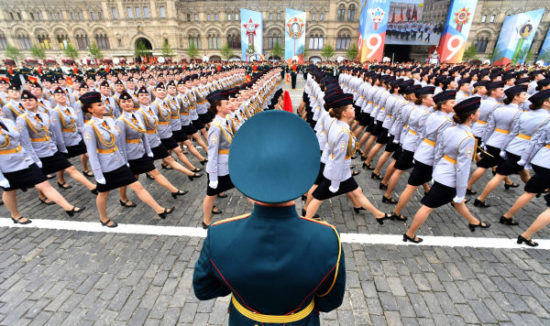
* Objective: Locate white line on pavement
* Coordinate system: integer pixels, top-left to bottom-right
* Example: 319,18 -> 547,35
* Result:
0,218 -> 548,250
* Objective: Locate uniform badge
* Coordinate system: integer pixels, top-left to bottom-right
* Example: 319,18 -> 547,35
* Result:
338,140 -> 346,152
210,135 -> 217,143
465,146 -> 474,156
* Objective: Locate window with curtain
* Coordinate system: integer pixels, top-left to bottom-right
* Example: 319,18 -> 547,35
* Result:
475,37 -> 489,53
71,12 -> 76,20
57,12 -> 62,20
112,8 -> 118,19
95,33 -> 110,49
17,34 -> 32,50
56,33 -> 69,49
336,31 -> 351,50
37,12 -> 43,21
227,14 -> 231,21
98,11 -> 103,20
135,7 -> 141,18
347,4 -> 356,21
127,8 -> 133,19
90,12 -> 95,21
78,11 -> 83,20
207,33 -> 221,49
337,4 -> 345,21
227,33 -> 240,49
76,34 -> 90,50
188,34 -> 200,48
144,8 -> 149,18
309,32 -> 324,50
267,31 -> 283,49
160,6 -> 166,18
37,33 -> 52,49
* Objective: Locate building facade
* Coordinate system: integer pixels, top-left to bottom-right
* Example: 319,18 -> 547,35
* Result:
1,0 -> 550,63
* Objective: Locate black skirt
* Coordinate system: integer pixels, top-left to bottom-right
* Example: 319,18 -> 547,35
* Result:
359,112 -> 371,126
476,145 -> 503,169
365,116 -> 376,132
192,119 -> 205,131
151,144 -> 170,160
394,149 -> 415,171
496,152 -> 523,176
371,120 -> 384,137
314,162 -> 327,185
172,129 -> 188,142
2,163 -> 46,191
376,128 -> 390,144
181,124 -> 198,136
392,145 -> 402,159
313,176 -> 359,200
40,152 -> 72,175
128,154 -> 156,175
408,161 -> 433,187
199,112 -> 213,124
421,182 -> 456,208
385,136 -> 398,153
96,165 -> 137,193
160,136 -> 178,150
206,174 -> 235,196
64,140 -> 87,158
525,165 -> 550,194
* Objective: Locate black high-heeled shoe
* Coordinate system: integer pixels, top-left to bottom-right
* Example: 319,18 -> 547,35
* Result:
371,172 -> 382,180
382,195 -> 397,204
39,197 -> 55,206
57,182 -> 72,190
504,183 -> 519,190
119,200 -> 136,208
158,207 -> 175,219
193,167 -> 202,173
466,188 -> 477,195
201,221 -> 210,229
171,190 -> 188,199
301,208 -> 320,220
517,235 -> 538,247
473,198 -> 491,208
468,221 -> 491,232
200,159 -> 208,166
212,206 -> 222,215
362,162 -> 374,170
375,213 -> 388,225
218,193 -> 228,198
353,207 -> 365,214
82,170 -> 94,178
100,218 -> 118,228
379,183 -> 388,190
66,206 -> 85,217
146,173 -> 155,180
390,212 -> 408,221
499,215 -> 519,226
11,216 -> 31,224
188,173 -> 203,181
403,233 -> 423,243
352,170 -> 361,176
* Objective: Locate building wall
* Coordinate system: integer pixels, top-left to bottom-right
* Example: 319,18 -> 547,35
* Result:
1,0 -> 550,63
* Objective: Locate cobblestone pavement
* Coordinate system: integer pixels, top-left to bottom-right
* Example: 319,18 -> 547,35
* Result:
1,75 -> 550,325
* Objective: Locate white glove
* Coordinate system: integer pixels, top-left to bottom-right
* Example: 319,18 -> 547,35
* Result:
96,177 -> 106,185
329,185 -> 339,193
452,196 -> 464,204
500,151 -> 507,159
209,180 -> 218,189
0,178 -> 10,188
36,161 -> 43,168
517,159 -> 526,166
126,163 -> 130,167
147,152 -> 154,158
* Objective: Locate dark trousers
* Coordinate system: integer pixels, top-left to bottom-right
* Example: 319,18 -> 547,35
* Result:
291,72 -> 297,89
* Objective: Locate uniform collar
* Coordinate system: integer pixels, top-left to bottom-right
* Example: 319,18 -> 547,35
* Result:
250,202 -> 299,220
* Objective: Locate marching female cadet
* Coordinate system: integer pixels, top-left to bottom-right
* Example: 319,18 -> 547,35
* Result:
305,92 -> 388,223
30,83 -> 52,114
474,85 -> 535,208
517,193 -> 550,247
18,89 -> 97,203
404,97 -> 491,243
81,91 -> 174,228
391,90 -> 455,221
202,91 -> 235,228
382,86 -> 434,204
136,87 -> 202,180
116,90 -> 187,207
3,91 -> 84,223
176,80 -> 209,153
166,81 -> 207,164
499,91 -> 550,226
98,81 -> 119,118
49,87 -> 94,190
2,84 -> 24,121
361,77 -> 390,164
151,83 -> 202,172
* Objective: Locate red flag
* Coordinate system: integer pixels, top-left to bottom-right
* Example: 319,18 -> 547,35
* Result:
283,91 -> 293,113
28,76 -> 38,83
0,77 -> 9,83
66,76 -> 73,86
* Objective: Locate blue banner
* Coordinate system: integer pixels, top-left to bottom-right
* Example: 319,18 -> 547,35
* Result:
358,0 -> 391,62
537,29 -> 550,65
491,8 -> 544,65
241,9 -> 263,61
285,9 -> 306,64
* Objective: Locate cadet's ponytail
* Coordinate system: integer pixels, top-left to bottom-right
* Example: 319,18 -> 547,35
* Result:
328,106 -> 347,119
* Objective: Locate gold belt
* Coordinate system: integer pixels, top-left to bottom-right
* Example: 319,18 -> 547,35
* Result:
0,145 -> 22,155
125,139 -> 142,144
145,129 -> 157,134
62,128 -> 76,133
546,144 -> 550,149
30,137 -> 50,142
231,295 -> 314,324
158,121 -> 170,125
495,128 -> 509,134
443,154 -> 457,164
423,138 -> 435,146
97,146 -> 117,154
518,133 -> 531,140
218,149 -> 229,155
477,120 -> 487,125
409,129 -> 417,135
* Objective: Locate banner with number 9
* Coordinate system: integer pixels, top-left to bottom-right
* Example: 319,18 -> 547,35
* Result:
436,0 -> 478,63
358,0 -> 391,63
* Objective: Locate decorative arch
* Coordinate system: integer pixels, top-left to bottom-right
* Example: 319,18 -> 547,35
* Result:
187,29 -> 201,49
226,28 -> 241,49
336,28 -> 352,50
337,3 -> 346,21
206,28 -> 222,49
266,28 -> 283,49
74,28 -> 90,51
308,29 -> 325,50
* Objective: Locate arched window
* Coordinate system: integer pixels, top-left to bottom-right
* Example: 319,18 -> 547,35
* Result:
55,31 -> 69,49
207,32 -> 221,49
75,32 -> 90,50
336,30 -> 351,50
16,33 -> 32,50
95,33 -> 110,49
188,32 -> 200,49
0,33 -> 7,50
267,30 -> 283,49
348,4 -> 356,21
37,31 -> 52,50
309,31 -> 324,50
337,4 -> 345,21
475,36 -> 489,53
227,32 -> 240,49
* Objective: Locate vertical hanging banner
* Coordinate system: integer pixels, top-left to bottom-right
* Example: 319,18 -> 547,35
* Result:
358,0 -> 391,63
491,8 -> 544,66
241,9 -> 263,61
436,0 -> 478,63
285,9 -> 307,64
537,29 -> 550,65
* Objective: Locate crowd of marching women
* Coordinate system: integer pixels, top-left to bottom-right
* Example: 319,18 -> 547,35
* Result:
299,63 -> 550,246
2,61 -> 550,247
